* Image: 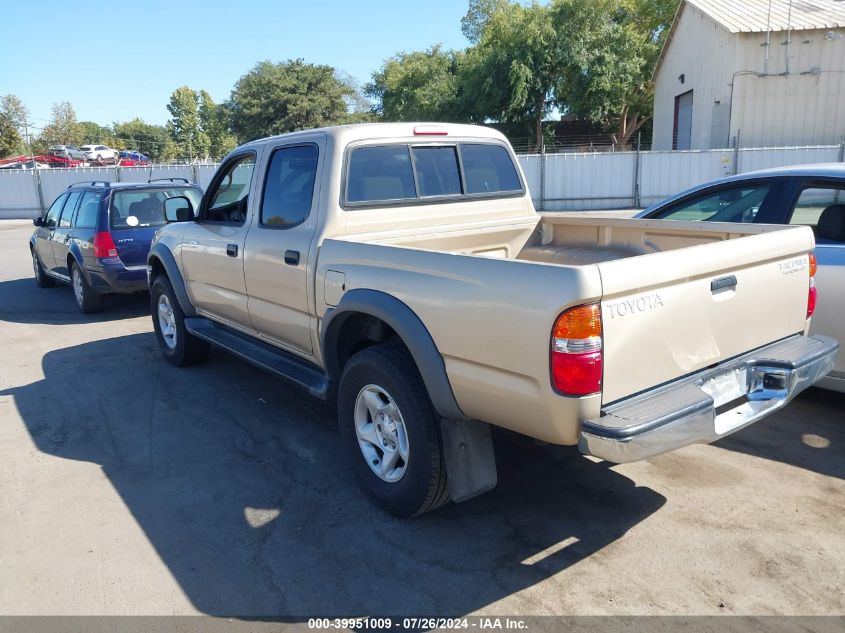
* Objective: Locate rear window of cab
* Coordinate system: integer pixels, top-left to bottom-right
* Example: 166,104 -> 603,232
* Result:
345,142 -> 522,206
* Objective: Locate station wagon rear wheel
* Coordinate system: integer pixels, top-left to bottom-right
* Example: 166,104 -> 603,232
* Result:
31,249 -> 55,288
71,262 -> 101,313
338,343 -> 449,517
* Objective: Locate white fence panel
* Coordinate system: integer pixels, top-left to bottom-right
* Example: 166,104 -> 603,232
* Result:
120,164 -> 196,184
2,145 -> 843,219
738,146 -> 841,173
37,167 -> 116,209
542,151 -> 636,211
639,149 -> 733,208
0,170 -> 41,218
194,164 -> 219,189
517,155 -> 541,205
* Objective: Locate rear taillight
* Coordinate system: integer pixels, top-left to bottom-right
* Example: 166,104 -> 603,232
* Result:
551,303 -> 602,396
93,231 -> 118,258
807,252 -> 817,318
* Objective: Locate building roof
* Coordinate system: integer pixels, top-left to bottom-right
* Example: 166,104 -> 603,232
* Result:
687,0 -> 845,34
652,0 -> 845,79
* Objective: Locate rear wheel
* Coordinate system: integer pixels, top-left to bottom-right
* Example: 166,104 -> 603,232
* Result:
71,262 -> 101,313
150,275 -> 209,366
31,248 -> 55,288
338,343 -> 449,517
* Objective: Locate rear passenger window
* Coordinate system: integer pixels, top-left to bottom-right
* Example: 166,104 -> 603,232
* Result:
261,145 -> 318,227
59,192 -> 82,228
74,192 -> 103,229
347,146 -> 416,203
460,144 -> 522,195
411,146 -> 461,197
790,186 -> 845,243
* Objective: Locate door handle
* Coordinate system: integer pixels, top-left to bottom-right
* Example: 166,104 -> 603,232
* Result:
284,250 -> 300,266
227,244 -> 238,258
711,275 -> 737,293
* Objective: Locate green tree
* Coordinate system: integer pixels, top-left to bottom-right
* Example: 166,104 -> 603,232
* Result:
228,59 -> 354,142
0,115 -> 23,157
0,95 -> 29,157
113,118 -> 175,162
553,0 -> 679,147
167,86 -> 209,161
367,45 -> 465,122
79,121 -> 120,148
461,1 -> 558,150
34,101 -> 84,152
1,95 -> 32,155
461,0 -> 509,44
198,90 -> 237,160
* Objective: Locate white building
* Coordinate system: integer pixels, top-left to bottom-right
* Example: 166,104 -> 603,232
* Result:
652,0 -> 845,150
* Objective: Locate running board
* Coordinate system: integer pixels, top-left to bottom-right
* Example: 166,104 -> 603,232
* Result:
184,317 -> 330,399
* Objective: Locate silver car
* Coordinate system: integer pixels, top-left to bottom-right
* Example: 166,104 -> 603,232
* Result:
637,163 -> 844,392
47,145 -> 87,161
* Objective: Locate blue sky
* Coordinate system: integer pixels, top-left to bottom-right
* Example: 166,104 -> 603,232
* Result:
0,0 -> 470,132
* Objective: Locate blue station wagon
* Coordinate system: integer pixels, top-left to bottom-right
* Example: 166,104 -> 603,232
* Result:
30,179 -> 202,312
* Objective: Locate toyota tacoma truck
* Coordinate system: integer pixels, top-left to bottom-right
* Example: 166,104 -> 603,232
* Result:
147,123 -> 838,517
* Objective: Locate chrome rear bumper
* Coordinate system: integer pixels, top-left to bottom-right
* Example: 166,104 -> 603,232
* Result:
579,335 -> 838,463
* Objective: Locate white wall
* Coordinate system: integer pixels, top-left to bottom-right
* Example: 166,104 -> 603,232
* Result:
653,3 -> 845,150
653,3 -> 737,150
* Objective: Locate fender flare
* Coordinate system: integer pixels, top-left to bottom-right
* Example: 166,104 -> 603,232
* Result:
321,289 -> 469,421
147,244 -> 196,317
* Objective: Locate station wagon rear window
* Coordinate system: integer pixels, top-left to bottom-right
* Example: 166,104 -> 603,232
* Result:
110,188 -> 201,230
345,142 -> 522,205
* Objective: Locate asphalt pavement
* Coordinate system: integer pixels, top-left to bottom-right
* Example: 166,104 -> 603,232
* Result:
0,220 -> 843,617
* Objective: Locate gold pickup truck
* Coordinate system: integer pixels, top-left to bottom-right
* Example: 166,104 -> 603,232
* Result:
147,123 -> 838,517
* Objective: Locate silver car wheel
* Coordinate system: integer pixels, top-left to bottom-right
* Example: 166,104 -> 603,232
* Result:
157,294 -> 178,350
354,384 -> 410,483
32,251 -> 40,277
72,267 -> 84,307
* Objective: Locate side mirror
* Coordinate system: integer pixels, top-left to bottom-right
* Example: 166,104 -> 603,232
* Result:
164,196 -> 194,223
33,216 -> 44,227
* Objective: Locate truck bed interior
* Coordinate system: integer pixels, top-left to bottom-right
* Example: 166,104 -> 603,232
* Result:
367,215 -> 792,267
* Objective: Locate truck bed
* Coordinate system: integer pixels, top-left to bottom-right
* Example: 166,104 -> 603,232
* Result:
319,214 -> 814,442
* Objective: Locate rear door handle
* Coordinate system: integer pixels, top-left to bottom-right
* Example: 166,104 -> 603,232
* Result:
284,250 -> 300,265
711,275 -> 737,293
227,244 -> 238,258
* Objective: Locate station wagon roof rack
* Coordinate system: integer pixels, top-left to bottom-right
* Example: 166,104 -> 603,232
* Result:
148,177 -> 190,184
68,181 -> 110,188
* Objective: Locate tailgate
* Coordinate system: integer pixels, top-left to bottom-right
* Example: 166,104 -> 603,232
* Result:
110,226 -> 158,267
597,226 -> 815,404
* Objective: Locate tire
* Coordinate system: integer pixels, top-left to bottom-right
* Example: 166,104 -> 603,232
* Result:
31,248 -> 55,288
150,275 -> 209,366
338,343 -> 450,517
71,261 -> 102,313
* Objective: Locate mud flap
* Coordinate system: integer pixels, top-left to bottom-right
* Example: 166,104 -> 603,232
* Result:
440,418 -> 497,503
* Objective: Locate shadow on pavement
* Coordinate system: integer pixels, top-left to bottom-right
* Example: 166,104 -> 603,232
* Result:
0,277 -> 149,324
714,387 -> 845,480
2,333 -> 665,617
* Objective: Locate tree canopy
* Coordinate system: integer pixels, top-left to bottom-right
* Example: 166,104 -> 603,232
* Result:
228,59 -> 357,143
366,46 -> 464,122
167,86 -> 209,161
33,102 -> 84,153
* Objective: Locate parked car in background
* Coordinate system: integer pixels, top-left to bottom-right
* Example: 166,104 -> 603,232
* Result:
119,149 -> 151,163
80,144 -> 119,163
48,145 -> 87,161
636,163 -> 845,392
30,180 -> 202,312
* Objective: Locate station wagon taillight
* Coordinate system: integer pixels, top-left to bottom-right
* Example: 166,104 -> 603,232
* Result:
551,303 -> 603,396
93,232 -> 118,258
807,252 -> 817,318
